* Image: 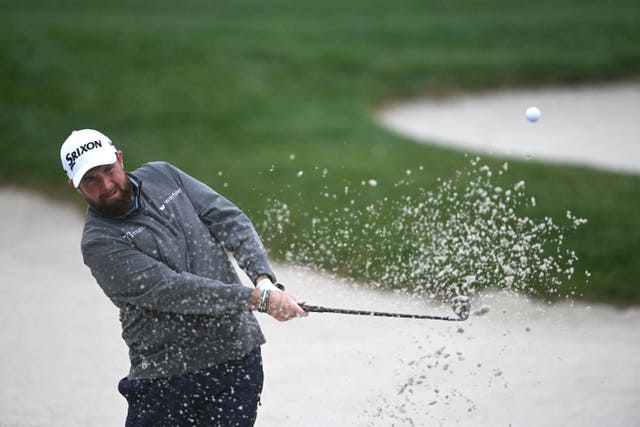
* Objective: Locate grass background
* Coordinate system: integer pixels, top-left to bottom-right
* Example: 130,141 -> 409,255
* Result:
1,0 -> 639,304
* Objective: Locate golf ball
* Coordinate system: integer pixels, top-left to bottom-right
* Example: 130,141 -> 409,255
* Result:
525,106 -> 541,122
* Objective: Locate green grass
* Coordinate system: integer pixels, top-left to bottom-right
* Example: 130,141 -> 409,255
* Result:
1,0 -> 639,304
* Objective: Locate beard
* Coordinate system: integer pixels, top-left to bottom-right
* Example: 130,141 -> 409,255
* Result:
88,179 -> 136,217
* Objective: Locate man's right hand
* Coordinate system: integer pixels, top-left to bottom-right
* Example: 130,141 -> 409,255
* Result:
267,289 -> 308,321
252,289 -> 307,321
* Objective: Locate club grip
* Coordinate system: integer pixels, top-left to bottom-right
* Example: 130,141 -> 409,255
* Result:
298,303 -> 323,313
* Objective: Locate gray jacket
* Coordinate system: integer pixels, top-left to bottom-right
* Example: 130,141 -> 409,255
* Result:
81,161 -> 273,379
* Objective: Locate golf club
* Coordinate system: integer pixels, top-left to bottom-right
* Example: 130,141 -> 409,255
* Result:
298,296 -> 470,322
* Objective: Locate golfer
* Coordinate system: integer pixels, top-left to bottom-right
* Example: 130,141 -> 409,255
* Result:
60,129 -> 307,426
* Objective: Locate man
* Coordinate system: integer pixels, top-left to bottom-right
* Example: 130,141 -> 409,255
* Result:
60,129 -> 307,426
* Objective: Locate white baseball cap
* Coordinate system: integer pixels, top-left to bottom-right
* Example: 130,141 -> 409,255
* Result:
60,129 -> 118,187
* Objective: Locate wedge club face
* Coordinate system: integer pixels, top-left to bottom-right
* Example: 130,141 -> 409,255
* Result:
451,296 -> 471,320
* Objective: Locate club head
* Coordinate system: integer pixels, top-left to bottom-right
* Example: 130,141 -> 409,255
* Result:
451,296 -> 471,320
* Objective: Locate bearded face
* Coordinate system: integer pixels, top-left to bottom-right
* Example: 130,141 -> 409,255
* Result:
74,151 -> 136,217
87,176 -> 135,217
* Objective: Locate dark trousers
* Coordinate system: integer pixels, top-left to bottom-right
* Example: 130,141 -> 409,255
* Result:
118,348 -> 264,427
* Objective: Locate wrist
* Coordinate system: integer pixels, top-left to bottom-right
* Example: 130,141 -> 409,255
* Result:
251,286 -> 272,313
257,289 -> 271,313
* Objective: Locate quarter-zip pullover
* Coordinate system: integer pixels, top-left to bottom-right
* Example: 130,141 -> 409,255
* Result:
81,161 -> 273,379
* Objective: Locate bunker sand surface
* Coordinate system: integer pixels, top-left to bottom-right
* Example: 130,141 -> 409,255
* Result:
1,187 -> 639,426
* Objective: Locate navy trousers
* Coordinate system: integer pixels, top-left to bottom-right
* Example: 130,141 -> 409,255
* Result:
118,348 -> 264,427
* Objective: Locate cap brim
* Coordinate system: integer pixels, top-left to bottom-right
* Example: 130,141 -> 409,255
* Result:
72,151 -> 118,187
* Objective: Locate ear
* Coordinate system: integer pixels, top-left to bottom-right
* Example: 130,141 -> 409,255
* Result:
69,179 -> 84,196
116,150 -> 124,167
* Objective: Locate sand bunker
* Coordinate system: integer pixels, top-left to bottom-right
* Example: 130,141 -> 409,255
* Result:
1,187 -> 639,426
377,82 -> 640,174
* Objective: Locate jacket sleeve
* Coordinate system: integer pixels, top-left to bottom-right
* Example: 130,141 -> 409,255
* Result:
167,164 -> 276,284
82,235 -> 255,315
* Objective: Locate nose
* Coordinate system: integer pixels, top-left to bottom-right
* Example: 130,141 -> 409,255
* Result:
98,174 -> 115,193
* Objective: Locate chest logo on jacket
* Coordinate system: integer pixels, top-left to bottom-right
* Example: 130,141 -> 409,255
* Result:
159,188 -> 183,211
123,226 -> 146,242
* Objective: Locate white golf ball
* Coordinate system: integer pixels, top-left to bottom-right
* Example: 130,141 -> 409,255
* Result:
525,106 -> 541,122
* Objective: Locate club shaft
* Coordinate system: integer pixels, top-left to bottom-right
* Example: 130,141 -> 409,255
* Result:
298,304 -> 462,321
